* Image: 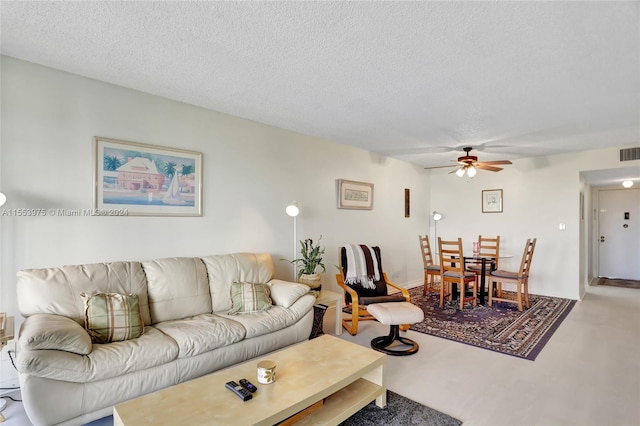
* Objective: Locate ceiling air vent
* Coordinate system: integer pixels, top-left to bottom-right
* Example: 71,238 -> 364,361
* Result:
620,147 -> 640,161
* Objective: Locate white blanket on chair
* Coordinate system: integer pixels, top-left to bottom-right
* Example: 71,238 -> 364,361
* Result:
344,244 -> 380,289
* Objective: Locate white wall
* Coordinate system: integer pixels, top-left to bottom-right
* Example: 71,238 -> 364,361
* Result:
2,55 -> 637,317
430,147 -> 639,300
0,56 -> 431,320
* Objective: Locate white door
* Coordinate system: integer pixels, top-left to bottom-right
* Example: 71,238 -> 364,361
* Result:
598,188 -> 640,279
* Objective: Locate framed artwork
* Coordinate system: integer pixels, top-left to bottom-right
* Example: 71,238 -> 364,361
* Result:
482,189 -> 503,213
405,188 -> 410,218
94,137 -> 203,216
337,179 -> 374,210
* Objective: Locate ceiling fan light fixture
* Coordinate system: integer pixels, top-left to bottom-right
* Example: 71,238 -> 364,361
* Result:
426,147 -> 512,176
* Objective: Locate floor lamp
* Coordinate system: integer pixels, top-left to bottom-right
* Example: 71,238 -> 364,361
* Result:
432,211 -> 443,244
285,201 -> 300,281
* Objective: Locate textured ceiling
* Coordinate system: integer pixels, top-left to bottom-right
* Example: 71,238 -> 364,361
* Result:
1,1 -> 639,182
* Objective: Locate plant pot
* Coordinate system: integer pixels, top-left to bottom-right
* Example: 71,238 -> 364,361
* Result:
299,273 -> 322,296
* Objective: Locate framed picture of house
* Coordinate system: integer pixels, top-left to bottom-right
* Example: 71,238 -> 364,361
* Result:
482,189 -> 503,213
337,179 -> 374,210
93,137 -> 203,216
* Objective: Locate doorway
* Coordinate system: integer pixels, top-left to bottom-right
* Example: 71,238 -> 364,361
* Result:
597,188 -> 640,280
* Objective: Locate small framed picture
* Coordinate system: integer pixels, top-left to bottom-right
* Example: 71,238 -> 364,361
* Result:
482,189 -> 503,213
405,188 -> 410,218
337,179 -> 374,210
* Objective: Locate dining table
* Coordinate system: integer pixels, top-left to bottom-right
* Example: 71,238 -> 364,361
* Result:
436,251 -> 512,306
441,254 -> 495,305
464,252 -> 515,304
463,255 -> 496,305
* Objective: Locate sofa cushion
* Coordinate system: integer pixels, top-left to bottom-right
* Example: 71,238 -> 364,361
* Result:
82,293 -> 144,343
153,314 -> 246,358
268,280 -> 310,308
17,261 -> 151,326
16,327 -> 179,383
19,314 -> 92,355
201,253 -> 274,313
142,257 -> 212,323
219,293 -> 316,339
228,282 -> 272,315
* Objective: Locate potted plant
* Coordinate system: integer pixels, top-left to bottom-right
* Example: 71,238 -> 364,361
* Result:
286,236 -> 326,295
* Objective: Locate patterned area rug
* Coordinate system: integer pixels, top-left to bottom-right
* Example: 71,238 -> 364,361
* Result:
597,278 -> 640,289
408,287 -> 575,361
339,391 -> 462,426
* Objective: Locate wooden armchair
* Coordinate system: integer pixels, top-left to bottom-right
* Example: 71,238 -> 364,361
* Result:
335,245 -> 410,336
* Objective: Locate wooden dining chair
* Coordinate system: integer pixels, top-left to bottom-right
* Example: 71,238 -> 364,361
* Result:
466,235 -> 500,273
488,238 -> 537,311
335,245 -> 410,335
419,235 -> 440,294
466,235 -> 500,300
438,237 -> 478,310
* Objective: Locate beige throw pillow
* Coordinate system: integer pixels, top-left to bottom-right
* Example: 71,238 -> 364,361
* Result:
228,282 -> 272,315
81,292 -> 144,343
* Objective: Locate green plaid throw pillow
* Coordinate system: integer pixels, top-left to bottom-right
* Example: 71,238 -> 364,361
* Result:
228,282 -> 272,315
81,292 -> 144,343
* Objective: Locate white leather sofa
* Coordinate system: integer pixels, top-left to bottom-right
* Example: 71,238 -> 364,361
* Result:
15,253 -> 315,426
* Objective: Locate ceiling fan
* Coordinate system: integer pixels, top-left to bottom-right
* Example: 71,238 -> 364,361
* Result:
425,146 -> 512,177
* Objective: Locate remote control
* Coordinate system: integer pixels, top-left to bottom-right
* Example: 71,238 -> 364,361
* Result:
239,378 -> 257,393
225,381 -> 252,401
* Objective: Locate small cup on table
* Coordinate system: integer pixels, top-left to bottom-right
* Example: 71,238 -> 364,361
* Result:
257,360 -> 276,384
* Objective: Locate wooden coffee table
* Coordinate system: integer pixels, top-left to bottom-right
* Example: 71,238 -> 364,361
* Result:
113,335 -> 386,425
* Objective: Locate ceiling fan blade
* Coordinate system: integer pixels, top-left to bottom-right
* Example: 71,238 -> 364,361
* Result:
424,164 -> 458,170
479,160 -> 512,165
431,147 -> 514,173
380,145 -> 461,156
476,164 -> 503,172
